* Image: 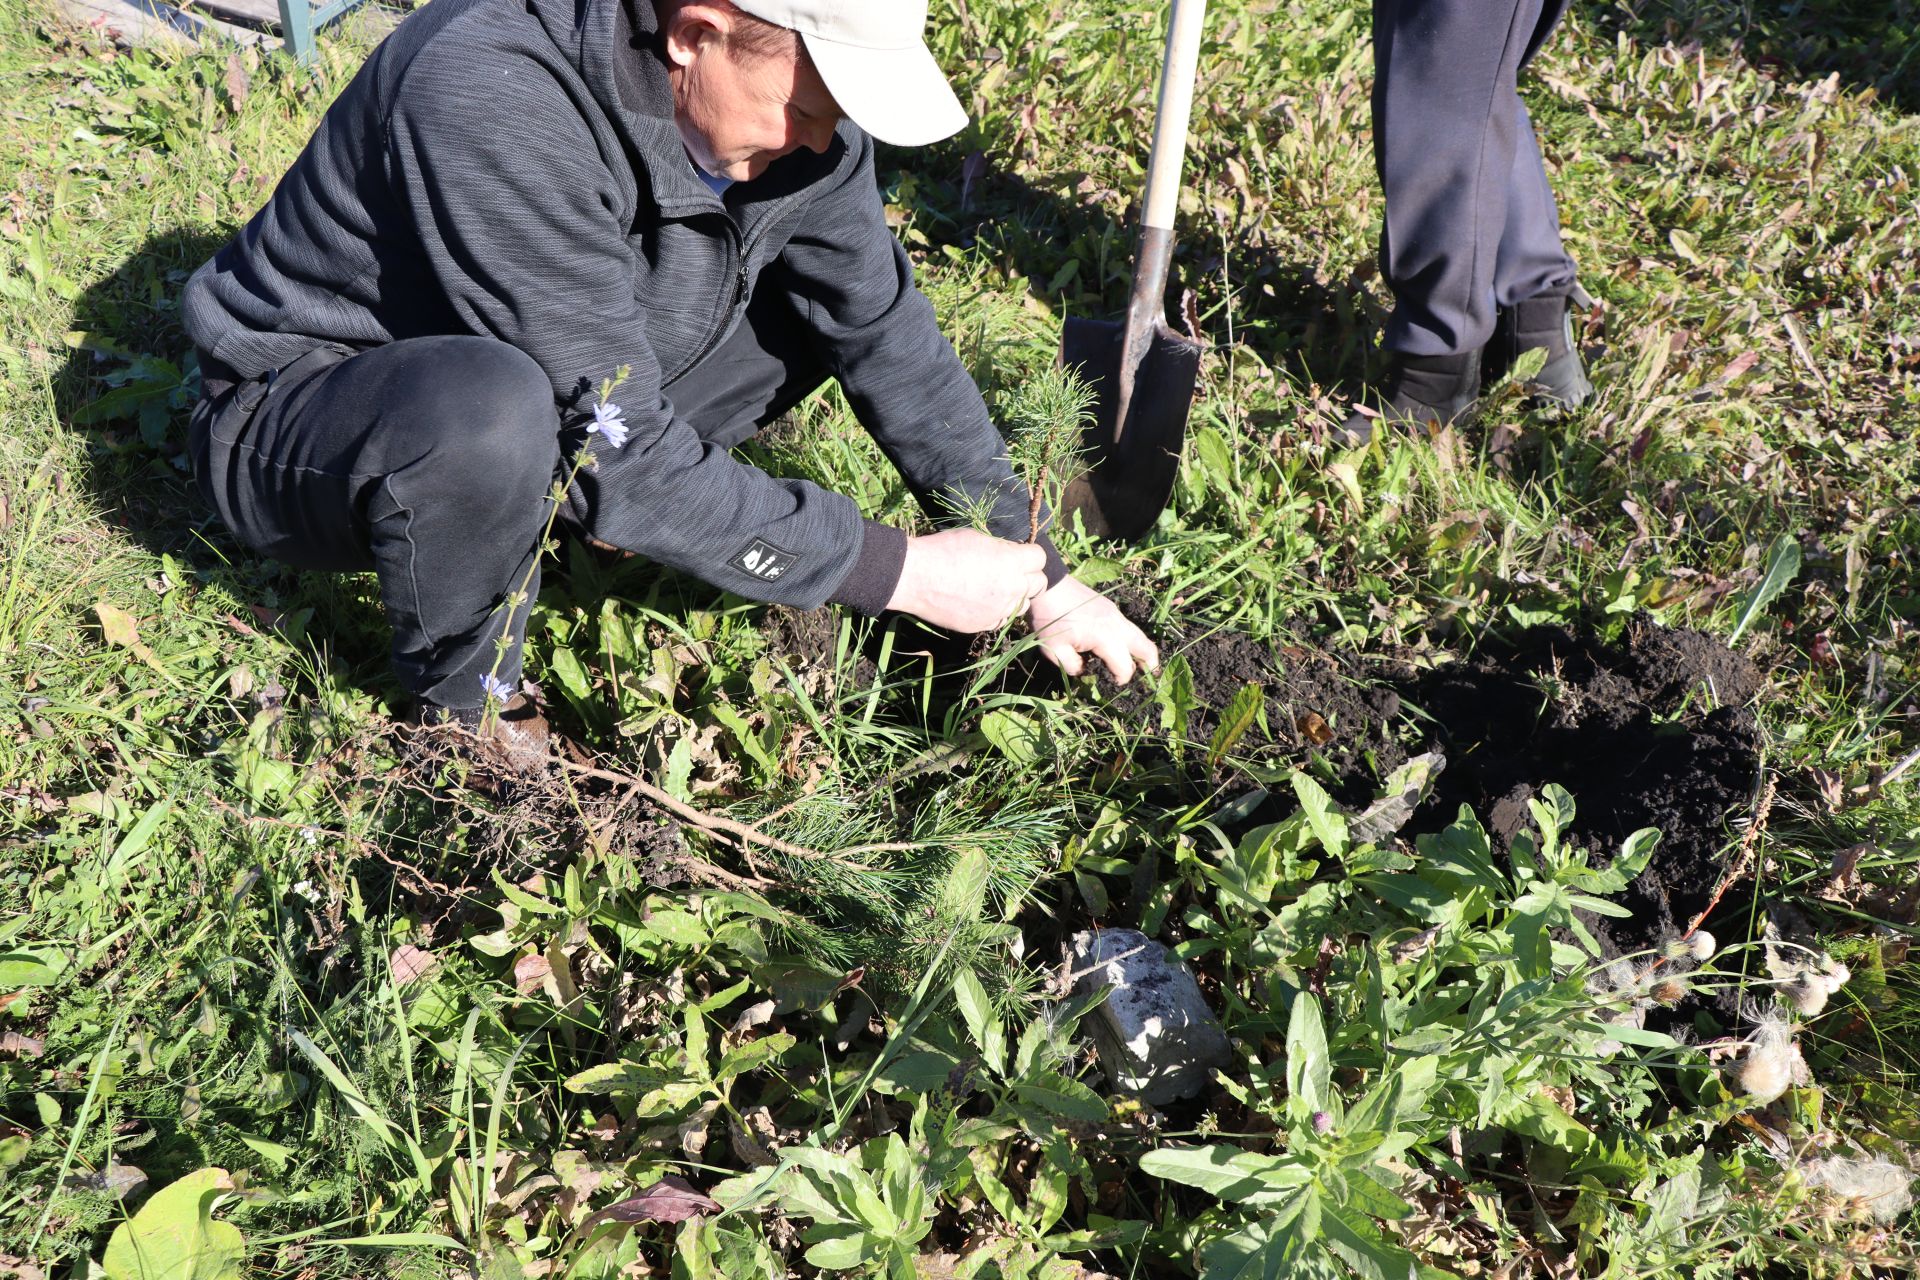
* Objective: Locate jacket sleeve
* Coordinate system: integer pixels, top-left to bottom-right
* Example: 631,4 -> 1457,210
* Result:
776,129 -> 1069,584
383,48 -> 888,609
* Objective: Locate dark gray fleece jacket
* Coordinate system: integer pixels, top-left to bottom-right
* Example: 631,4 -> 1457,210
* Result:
181,0 -> 1061,612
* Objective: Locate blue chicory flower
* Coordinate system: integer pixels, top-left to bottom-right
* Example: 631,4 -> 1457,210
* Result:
478,672 -> 518,704
590,400 -> 629,449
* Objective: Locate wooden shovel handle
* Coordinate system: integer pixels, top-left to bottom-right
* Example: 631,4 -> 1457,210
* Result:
1141,0 -> 1207,234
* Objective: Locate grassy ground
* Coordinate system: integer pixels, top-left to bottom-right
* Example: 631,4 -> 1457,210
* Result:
2,0 -> 1918,1275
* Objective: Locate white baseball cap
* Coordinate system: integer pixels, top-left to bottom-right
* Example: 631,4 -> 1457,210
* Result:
729,0 -> 969,147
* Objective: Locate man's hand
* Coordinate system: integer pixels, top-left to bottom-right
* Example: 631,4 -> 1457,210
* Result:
1028,576 -> 1159,685
887,529 -> 1049,633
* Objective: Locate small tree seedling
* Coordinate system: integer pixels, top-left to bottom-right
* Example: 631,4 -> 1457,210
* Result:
996,365 -> 1097,543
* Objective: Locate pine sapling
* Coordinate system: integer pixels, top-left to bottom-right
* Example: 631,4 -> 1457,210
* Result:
997,366 -> 1097,544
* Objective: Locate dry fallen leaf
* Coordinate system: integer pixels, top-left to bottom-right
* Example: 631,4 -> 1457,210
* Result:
224,50 -> 249,111
1297,711 -> 1333,745
0,1032 -> 44,1059
0,1253 -> 47,1280
389,945 -> 439,988
589,1174 -> 719,1225
93,601 -> 152,661
513,953 -> 552,994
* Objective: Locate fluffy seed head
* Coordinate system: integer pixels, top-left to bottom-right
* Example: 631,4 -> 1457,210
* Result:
1734,1048 -> 1793,1102
1688,930 -> 1716,962
1650,978 -> 1688,1006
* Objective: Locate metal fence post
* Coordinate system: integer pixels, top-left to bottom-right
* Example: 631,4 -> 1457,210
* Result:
277,0 -> 316,62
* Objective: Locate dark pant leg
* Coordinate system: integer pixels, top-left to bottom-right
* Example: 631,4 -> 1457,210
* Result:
191,335 -> 559,708
1372,0 -> 1574,356
1492,93 -> 1578,308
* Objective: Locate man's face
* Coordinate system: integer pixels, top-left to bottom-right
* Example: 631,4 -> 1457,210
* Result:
667,8 -> 843,182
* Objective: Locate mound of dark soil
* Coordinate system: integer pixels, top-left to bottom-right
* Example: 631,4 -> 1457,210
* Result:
1403,620 -> 1762,954
1101,610 -> 1408,804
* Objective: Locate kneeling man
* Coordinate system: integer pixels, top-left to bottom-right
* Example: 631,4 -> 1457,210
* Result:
184,0 -> 1157,754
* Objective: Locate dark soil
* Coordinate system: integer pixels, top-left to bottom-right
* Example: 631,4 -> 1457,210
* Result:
760,604 -> 880,690
1099,601 -> 1408,805
1403,619 -> 1763,955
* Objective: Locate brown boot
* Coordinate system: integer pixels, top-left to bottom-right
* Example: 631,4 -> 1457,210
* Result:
410,693 -> 552,777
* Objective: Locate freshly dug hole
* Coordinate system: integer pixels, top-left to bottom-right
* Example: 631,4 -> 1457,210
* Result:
1402,619 -> 1763,957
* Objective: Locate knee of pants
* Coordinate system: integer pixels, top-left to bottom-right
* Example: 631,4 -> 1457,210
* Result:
402,338 -> 560,507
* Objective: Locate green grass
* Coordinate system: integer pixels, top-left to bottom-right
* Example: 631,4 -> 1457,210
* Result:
2,0 -> 1919,1275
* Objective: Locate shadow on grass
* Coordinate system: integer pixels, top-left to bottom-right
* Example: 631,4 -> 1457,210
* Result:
56,226 -> 395,696
1600,0 -> 1920,112
879,147 -> 1379,398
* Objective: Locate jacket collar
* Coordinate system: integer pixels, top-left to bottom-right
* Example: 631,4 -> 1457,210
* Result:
527,0 -> 845,220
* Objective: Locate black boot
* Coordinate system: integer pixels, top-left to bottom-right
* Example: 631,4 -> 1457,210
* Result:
1335,349 -> 1481,447
1484,288 -> 1593,410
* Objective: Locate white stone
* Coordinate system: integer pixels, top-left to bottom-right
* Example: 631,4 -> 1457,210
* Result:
1070,928 -> 1232,1106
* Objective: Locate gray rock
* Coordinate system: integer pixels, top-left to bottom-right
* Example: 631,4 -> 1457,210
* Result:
1070,929 -> 1232,1106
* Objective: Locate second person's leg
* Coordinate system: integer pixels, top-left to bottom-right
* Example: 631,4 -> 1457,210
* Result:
1343,0 -> 1557,440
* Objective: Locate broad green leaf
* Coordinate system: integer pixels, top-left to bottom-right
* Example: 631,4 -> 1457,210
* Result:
1138,1146 -> 1311,1202
979,708 -> 1044,766
753,960 -> 845,1013
715,1032 -> 796,1084
872,1049 -> 959,1094
1156,654 -> 1196,742
1198,1191 -> 1325,1279
1286,994 -> 1330,1119
1290,773 -> 1349,858
545,644 -> 596,706
641,908 -> 709,949
0,949 -> 67,988
564,1059 -> 677,1095
236,1133 -> 293,1172
1502,1089 -> 1593,1155
801,1225 -> 869,1270
938,846 -> 989,925
1010,1072 -> 1108,1123
1337,1168 -> 1415,1222
1208,683 -> 1265,768
952,969 -> 1005,1076
1574,1020 -> 1681,1050
1728,534 -> 1801,645
1645,1158 -> 1703,1240
1321,1202 -> 1440,1280
102,1167 -> 246,1280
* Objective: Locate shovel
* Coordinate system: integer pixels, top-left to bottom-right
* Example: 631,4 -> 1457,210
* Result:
1056,0 -> 1208,542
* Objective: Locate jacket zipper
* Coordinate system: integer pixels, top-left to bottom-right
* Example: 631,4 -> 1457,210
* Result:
663,177 -> 810,385
665,218 -> 753,386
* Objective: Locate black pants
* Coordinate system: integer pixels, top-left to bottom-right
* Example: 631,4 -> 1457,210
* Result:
190,295 -> 826,709
1372,0 -> 1579,357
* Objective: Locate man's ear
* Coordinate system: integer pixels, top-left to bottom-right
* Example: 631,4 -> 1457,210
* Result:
662,3 -> 732,69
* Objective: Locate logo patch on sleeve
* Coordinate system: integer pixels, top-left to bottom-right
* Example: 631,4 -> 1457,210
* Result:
733,537 -> 797,582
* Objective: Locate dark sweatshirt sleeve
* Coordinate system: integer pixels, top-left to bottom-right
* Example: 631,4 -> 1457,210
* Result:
383,48 -> 871,609
777,129 -> 1070,588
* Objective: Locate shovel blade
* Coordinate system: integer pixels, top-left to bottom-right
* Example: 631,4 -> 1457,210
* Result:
1056,315 -> 1203,542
